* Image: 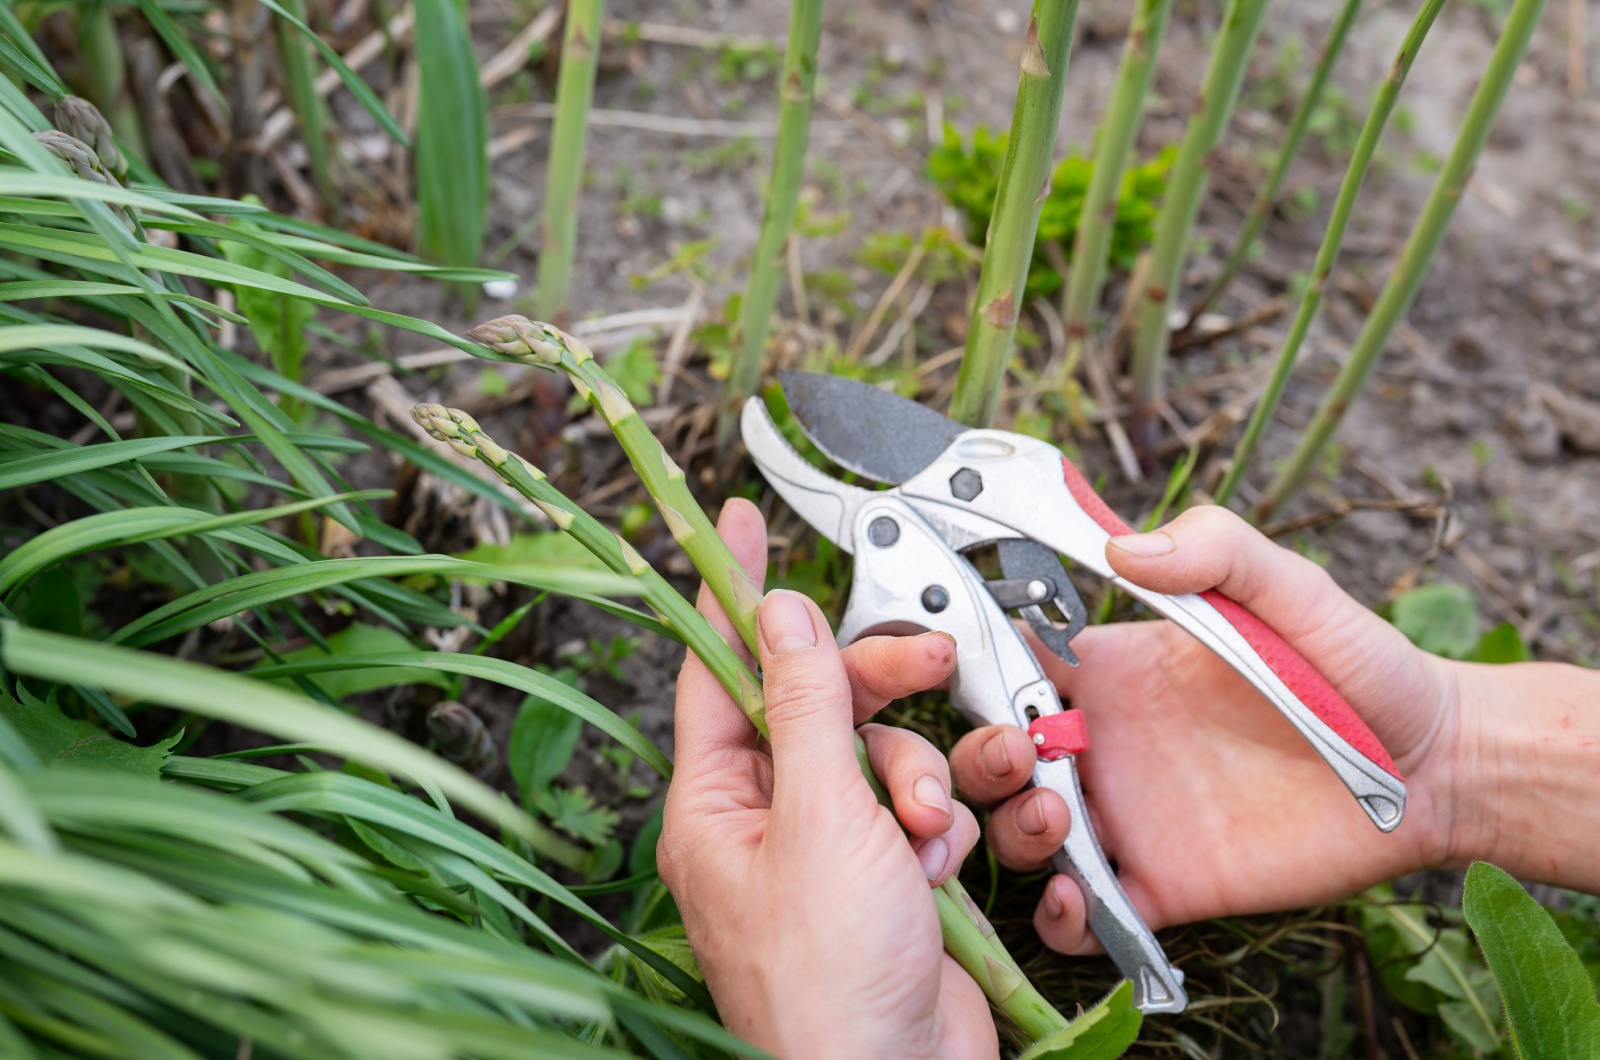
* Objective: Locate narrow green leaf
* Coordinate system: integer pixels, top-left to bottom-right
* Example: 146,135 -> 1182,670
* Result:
0,434 -> 221,490
1017,980 -> 1141,1059
130,0 -> 226,109
255,0 -> 409,147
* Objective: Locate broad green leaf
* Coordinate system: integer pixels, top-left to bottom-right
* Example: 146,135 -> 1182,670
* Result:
509,672 -> 586,799
268,624 -> 454,700
218,224 -> 315,393
1390,583 -> 1481,659
1017,980 -> 1142,1059
1470,622 -> 1534,664
1,692 -> 175,778
1357,890 -> 1501,1047
1464,862 -> 1600,1058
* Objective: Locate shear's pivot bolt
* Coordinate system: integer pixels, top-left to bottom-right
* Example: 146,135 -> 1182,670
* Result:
1027,579 -> 1050,602
949,467 -> 983,501
921,585 -> 949,613
867,516 -> 900,547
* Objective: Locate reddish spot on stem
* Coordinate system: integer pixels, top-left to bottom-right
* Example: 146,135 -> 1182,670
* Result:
982,288 -> 1017,328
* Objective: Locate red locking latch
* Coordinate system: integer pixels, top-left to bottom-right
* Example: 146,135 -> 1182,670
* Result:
1027,710 -> 1089,761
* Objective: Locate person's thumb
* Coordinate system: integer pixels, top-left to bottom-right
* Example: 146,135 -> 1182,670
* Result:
756,590 -> 864,814
1102,505 -> 1449,758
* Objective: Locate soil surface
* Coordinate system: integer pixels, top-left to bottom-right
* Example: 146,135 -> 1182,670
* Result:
299,0 -> 1597,1051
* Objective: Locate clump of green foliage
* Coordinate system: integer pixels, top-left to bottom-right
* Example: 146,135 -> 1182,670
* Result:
927,123 -> 1174,298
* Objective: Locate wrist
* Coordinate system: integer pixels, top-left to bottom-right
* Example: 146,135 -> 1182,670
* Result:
1436,659 -> 1600,891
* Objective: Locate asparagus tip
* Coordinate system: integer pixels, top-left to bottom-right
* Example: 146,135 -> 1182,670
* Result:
465,315 -> 596,367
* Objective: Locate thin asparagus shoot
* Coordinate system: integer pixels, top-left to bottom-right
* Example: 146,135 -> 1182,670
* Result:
719,0 -> 824,445
1059,0 -> 1175,373
1213,0 -> 1444,507
533,0 -> 605,321
409,403 -> 768,738
1186,0 -> 1364,324
949,0 -> 1079,429
467,315 -> 764,656
1124,0 -> 1272,458
1256,0 -> 1544,519
457,316 -> 1080,1041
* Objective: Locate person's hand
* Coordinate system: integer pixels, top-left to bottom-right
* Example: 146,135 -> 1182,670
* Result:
950,505 -> 1468,955
658,499 -> 999,1060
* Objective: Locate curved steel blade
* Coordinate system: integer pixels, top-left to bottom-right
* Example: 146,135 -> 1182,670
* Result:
741,396 -> 874,553
778,371 -> 963,485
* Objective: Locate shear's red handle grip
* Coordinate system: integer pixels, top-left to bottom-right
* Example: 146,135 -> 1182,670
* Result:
1061,457 -> 1402,781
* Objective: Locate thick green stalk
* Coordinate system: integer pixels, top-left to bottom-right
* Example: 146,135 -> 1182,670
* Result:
533,0 -> 604,321
1126,0 -> 1272,449
410,403 -> 769,737
1059,0 -> 1174,367
77,2 -> 145,160
1189,0 -> 1364,322
1214,0 -> 1444,507
935,882 -> 1066,1041
1257,0 -> 1543,520
719,0 -> 824,444
949,0 -> 1079,428
462,315 -> 1076,1042
468,316 -> 764,655
275,0 -> 335,210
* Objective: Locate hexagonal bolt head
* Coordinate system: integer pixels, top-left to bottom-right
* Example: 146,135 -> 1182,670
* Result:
949,467 -> 983,501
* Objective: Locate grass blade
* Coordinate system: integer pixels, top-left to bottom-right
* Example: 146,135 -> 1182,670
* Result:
413,0 -> 489,285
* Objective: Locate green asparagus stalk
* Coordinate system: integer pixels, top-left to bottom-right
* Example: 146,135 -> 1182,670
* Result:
719,0 -> 825,445
1256,0 -> 1544,520
949,0 -> 1079,429
1058,0 -> 1175,371
410,402 -> 769,738
1125,0 -> 1272,454
468,315 -> 765,655
457,315 -> 1079,1041
1213,0 -> 1444,507
533,0 -> 605,321
1187,0 -> 1363,324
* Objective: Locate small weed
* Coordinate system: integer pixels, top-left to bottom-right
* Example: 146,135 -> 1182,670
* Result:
928,123 -> 1173,298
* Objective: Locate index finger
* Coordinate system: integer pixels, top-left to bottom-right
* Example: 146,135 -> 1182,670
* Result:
671,498 -> 769,780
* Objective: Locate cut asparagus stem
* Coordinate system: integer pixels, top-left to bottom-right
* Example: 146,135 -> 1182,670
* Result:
1059,0 -> 1174,375
1212,0 -> 1444,508
410,403 -> 769,737
467,315 -> 765,656
1256,0 -> 1545,520
719,0 -> 824,446
533,0 -> 604,321
1186,0 -> 1363,324
456,315 -> 1079,1041
1125,0 -> 1272,458
949,0 -> 1079,429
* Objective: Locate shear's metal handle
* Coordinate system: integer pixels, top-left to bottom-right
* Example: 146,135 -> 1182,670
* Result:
835,495 -> 1186,1013
899,439 -> 1407,833
1037,756 -> 1187,1014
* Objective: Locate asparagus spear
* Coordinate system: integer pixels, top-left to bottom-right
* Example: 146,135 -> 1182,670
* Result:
466,316 -> 766,657
450,317 -> 1080,1040
410,402 -> 768,737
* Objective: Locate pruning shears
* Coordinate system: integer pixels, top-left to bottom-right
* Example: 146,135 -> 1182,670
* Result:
740,372 -> 1407,1015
